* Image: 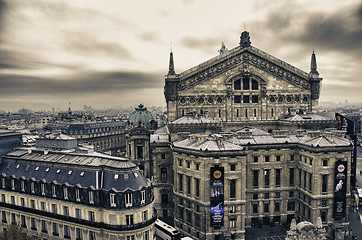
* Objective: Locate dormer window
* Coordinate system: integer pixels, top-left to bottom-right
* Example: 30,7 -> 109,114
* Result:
1,178 -> 5,188
67,170 -> 72,175
45,168 -> 50,172
76,189 -> 80,202
11,179 -> 15,190
35,167 -> 39,171
21,181 -> 25,192
31,182 -> 35,193
110,193 -> 116,207
125,193 -> 132,208
56,169 -> 61,174
63,187 -> 68,200
141,190 -> 146,205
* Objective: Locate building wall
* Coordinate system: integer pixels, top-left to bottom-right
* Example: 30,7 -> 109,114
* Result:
172,141 -> 351,240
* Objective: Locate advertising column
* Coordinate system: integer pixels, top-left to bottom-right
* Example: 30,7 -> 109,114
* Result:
210,166 -> 224,227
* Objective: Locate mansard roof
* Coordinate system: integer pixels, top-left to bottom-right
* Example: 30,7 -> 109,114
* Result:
1,148 -> 150,192
175,44 -> 311,91
171,113 -> 219,125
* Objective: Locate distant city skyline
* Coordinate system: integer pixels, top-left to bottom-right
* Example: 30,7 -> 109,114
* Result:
0,0 -> 361,111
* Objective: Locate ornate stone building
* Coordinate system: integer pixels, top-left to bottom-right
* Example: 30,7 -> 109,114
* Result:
164,31 -> 322,126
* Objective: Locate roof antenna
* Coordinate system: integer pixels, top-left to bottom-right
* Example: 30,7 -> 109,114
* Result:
170,41 -> 173,52
244,22 -> 246,31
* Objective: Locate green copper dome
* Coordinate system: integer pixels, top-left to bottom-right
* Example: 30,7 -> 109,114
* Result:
129,104 -> 154,126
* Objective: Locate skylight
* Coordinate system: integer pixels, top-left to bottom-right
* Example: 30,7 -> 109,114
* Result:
80,172 -> 85,177
35,167 -> 39,171
45,168 -> 50,172
56,169 -> 61,174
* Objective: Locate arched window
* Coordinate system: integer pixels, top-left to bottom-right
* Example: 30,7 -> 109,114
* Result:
234,79 -> 241,90
252,79 -> 259,90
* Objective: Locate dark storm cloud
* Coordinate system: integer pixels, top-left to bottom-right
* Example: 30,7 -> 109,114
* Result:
255,1 -> 362,55
0,70 -> 164,96
300,3 -> 362,53
181,36 -> 221,54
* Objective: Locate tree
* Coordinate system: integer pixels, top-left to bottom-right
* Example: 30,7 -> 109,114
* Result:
0,224 -> 35,240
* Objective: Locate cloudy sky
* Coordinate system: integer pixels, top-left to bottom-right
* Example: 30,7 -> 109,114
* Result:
0,0 -> 361,111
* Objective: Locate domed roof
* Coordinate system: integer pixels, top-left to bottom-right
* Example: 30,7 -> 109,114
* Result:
129,104 -> 154,126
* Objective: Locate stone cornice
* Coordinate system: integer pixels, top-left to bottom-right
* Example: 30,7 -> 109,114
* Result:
177,46 -> 311,91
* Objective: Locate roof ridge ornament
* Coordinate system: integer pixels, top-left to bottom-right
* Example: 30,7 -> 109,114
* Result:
240,31 -> 251,48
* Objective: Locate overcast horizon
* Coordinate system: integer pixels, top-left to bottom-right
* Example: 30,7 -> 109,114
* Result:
0,0 -> 361,112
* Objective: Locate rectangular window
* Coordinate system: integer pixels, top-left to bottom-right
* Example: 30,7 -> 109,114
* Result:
252,95 -> 258,103
142,210 -> 148,221
243,95 -> 250,103
309,173 -> 312,191
20,198 -> 25,207
186,210 -> 192,224
63,206 -> 69,217
264,193 -> 269,199
143,231 -> 149,240
253,193 -> 258,199
41,201 -> 45,211
236,109 -> 239,118
52,185 -> 56,198
253,203 -> 258,214
323,159 -> 328,166
230,164 -> 236,171
195,163 -> 200,171
160,168 -> 167,182
264,169 -> 270,188
230,179 -> 236,199
41,183 -> 45,195
89,231 -> 96,240
275,192 -> 281,198
290,155 -> 294,161
276,155 -> 281,161
141,190 -> 146,205
89,190 -> 94,204
234,95 -> 241,103
11,179 -> 14,190
11,196 -> 15,205
187,176 -> 191,195
1,194 -> 5,203
287,201 -> 295,211
52,223 -> 58,236
178,159 -> 182,166
76,228 -> 83,240
125,193 -> 132,207
253,170 -> 259,188
187,161 -> 191,168
64,225 -> 70,239
11,213 -> 15,224
195,178 -> 200,198
264,203 -> 269,213
21,181 -> 25,192
88,211 -> 95,222
179,206 -> 184,220
21,215 -> 26,227
321,210 -> 327,222
245,109 -> 248,118
1,211 -> 6,223
76,208 -> 82,219
322,175 -> 328,193
229,217 -> 236,228
1,178 -> 5,188
63,187 -> 68,200
230,205 -> 236,213
179,174 -> 183,192
110,193 -> 117,207
41,220 -> 47,233
126,214 -> 134,225
127,236 -> 135,240
30,200 -> 35,209
31,217 -> 36,230
275,169 -> 281,187
243,78 -> 250,90
52,204 -> 57,214
289,168 -> 295,186
253,156 -> 258,162
76,188 -> 80,202
265,156 -> 270,162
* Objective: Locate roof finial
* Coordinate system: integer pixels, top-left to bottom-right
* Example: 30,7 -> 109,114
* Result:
168,49 -> 175,75
240,30 -> 251,48
310,51 -> 319,76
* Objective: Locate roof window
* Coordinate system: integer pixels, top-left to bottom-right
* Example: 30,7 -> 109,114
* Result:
80,172 -> 85,177
68,170 -> 72,175
114,174 -> 119,180
45,168 -> 50,172
16,164 -> 20,169
56,169 -> 61,174
124,174 -> 129,180
35,166 -> 39,171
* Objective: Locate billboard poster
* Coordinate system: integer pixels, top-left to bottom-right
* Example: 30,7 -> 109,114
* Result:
210,166 -> 224,226
333,160 -> 347,219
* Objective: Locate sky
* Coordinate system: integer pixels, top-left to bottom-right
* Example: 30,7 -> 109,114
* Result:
0,0 -> 361,111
